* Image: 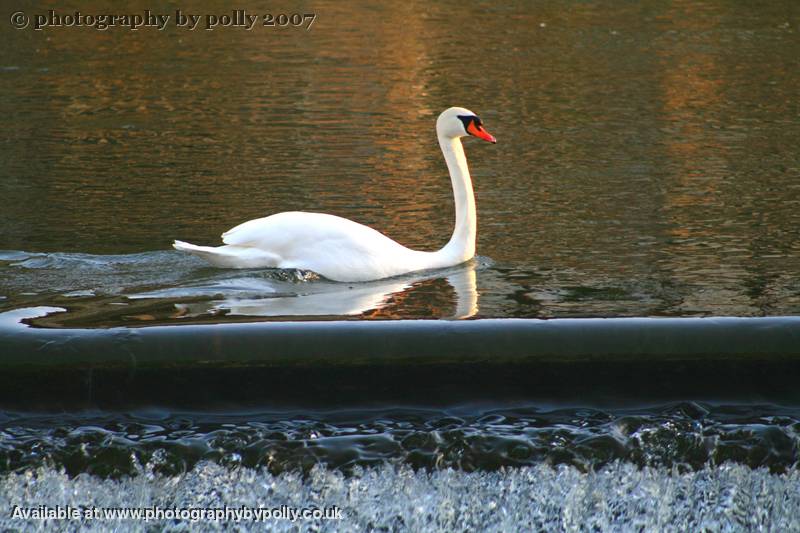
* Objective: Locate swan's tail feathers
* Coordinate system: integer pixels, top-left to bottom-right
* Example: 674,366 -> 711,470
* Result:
172,240 -> 281,269
173,240 -> 205,253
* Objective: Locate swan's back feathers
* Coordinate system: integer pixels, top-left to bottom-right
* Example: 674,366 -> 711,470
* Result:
221,211 -> 399,254
216,211 -> 428,281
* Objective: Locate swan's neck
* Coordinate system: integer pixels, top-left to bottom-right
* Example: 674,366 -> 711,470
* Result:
438,135 -> 476,262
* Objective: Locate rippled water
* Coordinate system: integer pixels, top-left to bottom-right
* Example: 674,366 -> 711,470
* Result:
1,403 -> 798,478
1,0 -> 799,321
0,250 -> 488,324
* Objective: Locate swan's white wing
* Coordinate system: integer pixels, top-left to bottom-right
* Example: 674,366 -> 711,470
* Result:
222,211 -> 391,251
220,211 -> 424,281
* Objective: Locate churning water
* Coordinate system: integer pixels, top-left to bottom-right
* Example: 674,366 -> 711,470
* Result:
2,462 -> 799,532
1,403 -> 799,531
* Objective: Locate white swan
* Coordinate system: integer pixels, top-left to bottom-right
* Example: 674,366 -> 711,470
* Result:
173,107 -> 496,282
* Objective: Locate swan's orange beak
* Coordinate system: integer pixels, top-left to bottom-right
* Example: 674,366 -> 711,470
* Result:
467,121 -> 497,143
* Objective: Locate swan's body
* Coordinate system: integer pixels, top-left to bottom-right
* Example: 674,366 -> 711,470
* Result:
173,107 -> 495,282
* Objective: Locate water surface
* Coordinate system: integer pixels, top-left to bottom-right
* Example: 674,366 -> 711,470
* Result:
1,0 -> 799,323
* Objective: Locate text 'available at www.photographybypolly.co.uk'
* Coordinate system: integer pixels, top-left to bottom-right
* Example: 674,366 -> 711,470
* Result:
10,504 -> 344,523
9,9 -> 317,31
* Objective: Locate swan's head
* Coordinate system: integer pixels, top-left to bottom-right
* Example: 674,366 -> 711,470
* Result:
437,107 -> 496,143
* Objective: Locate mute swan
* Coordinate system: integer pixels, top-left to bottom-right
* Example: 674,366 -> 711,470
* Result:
173,107 -> 495,282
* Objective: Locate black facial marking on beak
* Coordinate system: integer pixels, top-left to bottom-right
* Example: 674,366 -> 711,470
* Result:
457,115 -> 480,133
459,114 -> 496,143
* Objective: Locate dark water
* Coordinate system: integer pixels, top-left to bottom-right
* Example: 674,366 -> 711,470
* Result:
1,1 -> 799,322
1,402 -> 798,478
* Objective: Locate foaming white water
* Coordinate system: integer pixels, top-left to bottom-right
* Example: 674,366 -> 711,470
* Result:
1,462 -> 798,532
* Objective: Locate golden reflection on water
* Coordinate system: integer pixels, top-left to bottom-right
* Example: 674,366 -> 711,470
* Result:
655,2 -> 741,312
1,0 -> 799,318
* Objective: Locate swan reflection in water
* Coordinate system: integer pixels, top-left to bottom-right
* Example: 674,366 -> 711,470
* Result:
139,261 -> 480,320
